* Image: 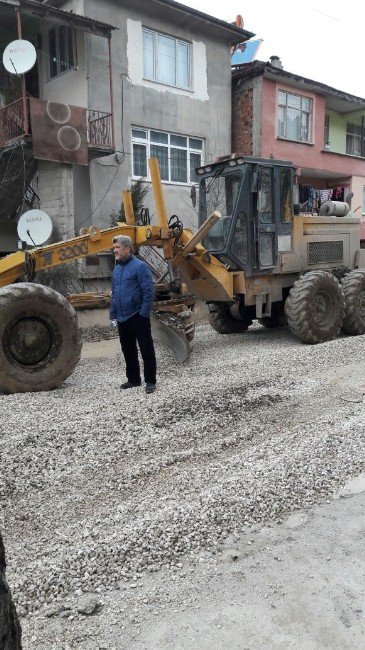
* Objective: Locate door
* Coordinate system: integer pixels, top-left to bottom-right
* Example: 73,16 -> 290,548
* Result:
255,166 -> 276,269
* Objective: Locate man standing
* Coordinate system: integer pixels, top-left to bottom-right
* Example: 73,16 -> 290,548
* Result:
110,235 -> 157,393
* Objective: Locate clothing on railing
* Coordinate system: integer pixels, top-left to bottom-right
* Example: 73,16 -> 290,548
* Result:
299,185 -> 345,213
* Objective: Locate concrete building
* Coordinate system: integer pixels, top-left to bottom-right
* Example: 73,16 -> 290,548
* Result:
0,0 -> 253,281
0,0 -> 115,259
53,0 -> 253,233
232,58 -> 365,238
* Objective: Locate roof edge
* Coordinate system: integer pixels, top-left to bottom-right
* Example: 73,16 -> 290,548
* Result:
148,0 -> 254,40
232,60 -> 365,105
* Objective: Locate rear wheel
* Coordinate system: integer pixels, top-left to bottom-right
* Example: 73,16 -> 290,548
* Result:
0,283 -> 82,394
284,271 -> 344,344
341,269 -> 365,335
208,303 -> 253,334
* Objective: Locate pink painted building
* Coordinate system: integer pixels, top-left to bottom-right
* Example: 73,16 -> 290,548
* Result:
232,57 -> 365,238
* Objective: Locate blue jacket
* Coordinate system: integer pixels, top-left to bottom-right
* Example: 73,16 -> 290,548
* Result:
110,255 -> 154,322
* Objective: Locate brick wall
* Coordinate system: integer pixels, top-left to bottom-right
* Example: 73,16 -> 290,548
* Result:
232,86 -> 253,156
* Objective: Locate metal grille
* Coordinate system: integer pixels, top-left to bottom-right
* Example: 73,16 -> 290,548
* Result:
308,240 -> 343,264
87,109 -> 113,148
0,98 -> 28,144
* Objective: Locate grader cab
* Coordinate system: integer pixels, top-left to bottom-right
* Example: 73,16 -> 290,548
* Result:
1,156 -> 365,394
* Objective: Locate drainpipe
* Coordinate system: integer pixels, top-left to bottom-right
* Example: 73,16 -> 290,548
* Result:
16,9 -> 29,136
361,116 -> 364,158
108,35 -> 115,149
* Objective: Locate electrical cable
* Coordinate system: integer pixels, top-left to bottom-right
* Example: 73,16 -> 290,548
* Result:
63,154 -> 124,237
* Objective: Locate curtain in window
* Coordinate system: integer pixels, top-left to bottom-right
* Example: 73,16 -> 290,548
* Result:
49,28 -> 57,78
150,144 -> 169,180
176,42 -> 189,88
68,29 -> 74,67
133,144 -> 147,177
59,26 -> 67,73
190,152 -> 201,182
157,35 -> 175,85
171,147 -> 187,182
143,31 -> 154,79
286,108 -> 300,141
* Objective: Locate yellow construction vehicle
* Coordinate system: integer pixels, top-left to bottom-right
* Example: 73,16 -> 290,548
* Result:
1,156 -> 365,394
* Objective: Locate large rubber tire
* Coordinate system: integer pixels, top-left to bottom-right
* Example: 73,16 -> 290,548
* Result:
341,269 -> 365,335
258,302 -> 287,328
0,283 -> 82,394
208,303 -> 253,334
284,271 -> 344,344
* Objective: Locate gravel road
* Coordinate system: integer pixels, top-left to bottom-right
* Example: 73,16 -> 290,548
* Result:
1,321 -> 365,649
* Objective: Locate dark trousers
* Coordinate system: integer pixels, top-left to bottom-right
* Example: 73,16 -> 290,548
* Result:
118,314 -> 157,385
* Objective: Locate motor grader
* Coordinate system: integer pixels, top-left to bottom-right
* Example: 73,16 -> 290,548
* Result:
0,156 -> 365,394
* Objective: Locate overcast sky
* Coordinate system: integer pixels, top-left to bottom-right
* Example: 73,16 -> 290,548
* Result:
181,0 -> 364,98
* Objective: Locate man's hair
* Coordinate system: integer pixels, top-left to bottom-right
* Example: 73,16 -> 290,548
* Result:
112,235 -> 132,248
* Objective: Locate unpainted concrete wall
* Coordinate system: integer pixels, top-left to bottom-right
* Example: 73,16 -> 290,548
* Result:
83,0 -> 233,231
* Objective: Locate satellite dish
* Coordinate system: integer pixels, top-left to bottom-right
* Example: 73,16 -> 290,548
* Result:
17,210 -> 53,246
3,40 -> 37,76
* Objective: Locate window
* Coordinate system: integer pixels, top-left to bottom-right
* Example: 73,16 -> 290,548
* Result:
143,28 -> 191,89
280,168 -> 293,223
346,123 -> 365,157
48,25 -> 75,78
278,90 -> 312,143
132,128 -> 203,184
324,114 -> 330,147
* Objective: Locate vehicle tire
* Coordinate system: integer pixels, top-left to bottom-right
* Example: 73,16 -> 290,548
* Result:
0,283 -> 82,394
341,269 -> 365,335
258,302 -> 287,328
208,303 -> 253,334
284,271 -> 344,344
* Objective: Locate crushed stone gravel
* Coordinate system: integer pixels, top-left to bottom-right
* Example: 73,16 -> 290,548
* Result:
1,321 -> 365,647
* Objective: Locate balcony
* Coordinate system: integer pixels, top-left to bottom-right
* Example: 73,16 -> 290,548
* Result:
0,98 -> 114,154
87,109 -> 114,153
0,98 -> 28,145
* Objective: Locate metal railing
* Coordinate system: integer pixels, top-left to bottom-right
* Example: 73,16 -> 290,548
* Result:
87,109 -> 113,149
0,98 -> 29,145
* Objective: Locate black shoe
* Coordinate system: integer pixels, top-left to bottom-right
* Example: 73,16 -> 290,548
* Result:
120,381 -> 141,389
145,383 -> 156,394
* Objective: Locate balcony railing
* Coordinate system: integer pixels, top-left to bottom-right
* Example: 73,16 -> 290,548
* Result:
0,100 -> 114,150
87,109 -> 113,149
0,98 -> 29,145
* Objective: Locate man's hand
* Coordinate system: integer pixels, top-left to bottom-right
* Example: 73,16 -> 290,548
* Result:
110,319 -> 118,328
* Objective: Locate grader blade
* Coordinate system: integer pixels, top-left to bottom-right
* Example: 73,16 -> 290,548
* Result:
150,311 -> 193,362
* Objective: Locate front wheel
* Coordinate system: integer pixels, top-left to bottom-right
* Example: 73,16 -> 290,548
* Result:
0,283 -> 82,394
284,271 -> 344,344
208,303 -> 253,334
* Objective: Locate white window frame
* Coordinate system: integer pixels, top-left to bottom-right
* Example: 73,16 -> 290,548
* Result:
131,128 -> 204,185
346,123 -> 365,157
362,186 -> 365,215
142,28 -> 192,90
277,90 -> 312,143
48,25 -> 76,79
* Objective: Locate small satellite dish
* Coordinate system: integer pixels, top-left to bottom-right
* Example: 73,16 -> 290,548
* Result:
3,39 -> 37,76
17,210 -> 53,246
